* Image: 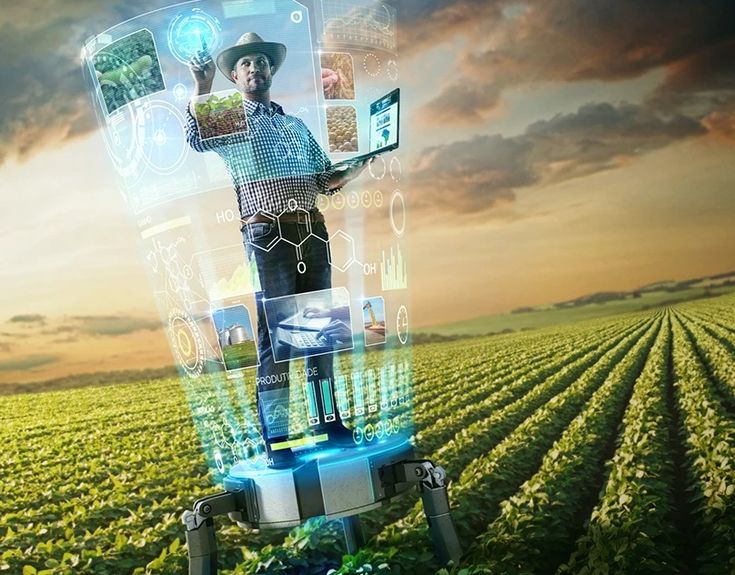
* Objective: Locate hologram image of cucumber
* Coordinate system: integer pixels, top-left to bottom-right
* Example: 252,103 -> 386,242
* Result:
93,29 -> 165,115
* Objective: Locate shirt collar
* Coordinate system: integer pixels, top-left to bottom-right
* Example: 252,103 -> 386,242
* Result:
243,98 -> 284,117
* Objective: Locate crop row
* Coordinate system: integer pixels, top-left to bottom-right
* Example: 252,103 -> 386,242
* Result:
323,316 -> 661,573
559,314 -> 678,574
415,317 -> 642,451
423,319 -> 646,484
348,317 -> 649,543
6,297 -> 735,575
413,318 -> 628,420
675,311 -> 735,412
417,319 -> 644,457
467,316 -> 662,573
669,313 -> 735,574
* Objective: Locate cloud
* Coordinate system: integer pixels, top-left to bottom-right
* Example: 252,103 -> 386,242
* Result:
648,38 -> 735,125
52,336 -> 80,344
524,102 -> 705,181
385,0 -> 504,57
415,81 -> 503,126
0,331 -> 30,340
411,101 -> 705,214
494,0 -> 734,81
702,110 -> 735,143
41,325 -> 77,335
71,315 -> 161,336
0,0 -> 172,166
3,313 -> 161,338
411,134 -> 534,213
654,38 -> 735,96
0,354 -> 59,372
8,314 -> 46,324
4,0 -> 733,171
412,0 -> 735,125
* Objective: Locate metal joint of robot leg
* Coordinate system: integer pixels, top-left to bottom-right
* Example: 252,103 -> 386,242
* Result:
379,459 -> 448,495
183,483 -> 259,532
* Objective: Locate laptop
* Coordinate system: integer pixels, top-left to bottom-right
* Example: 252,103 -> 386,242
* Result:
333,88 -> 400,169
278,311 -> 331,331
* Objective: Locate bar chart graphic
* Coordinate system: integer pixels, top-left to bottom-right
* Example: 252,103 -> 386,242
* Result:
380,245 -> 407,290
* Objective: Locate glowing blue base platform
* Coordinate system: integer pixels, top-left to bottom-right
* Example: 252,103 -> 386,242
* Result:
223,435 -> 414,528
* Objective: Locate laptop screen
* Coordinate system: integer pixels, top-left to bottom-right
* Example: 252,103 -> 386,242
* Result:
369,88 -> 400,152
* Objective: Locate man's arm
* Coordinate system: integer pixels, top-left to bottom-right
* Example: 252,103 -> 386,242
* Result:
325,160 -> 371,193
298,118 -> 369,194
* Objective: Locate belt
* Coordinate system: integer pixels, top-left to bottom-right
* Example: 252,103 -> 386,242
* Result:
241,210 -> 325,225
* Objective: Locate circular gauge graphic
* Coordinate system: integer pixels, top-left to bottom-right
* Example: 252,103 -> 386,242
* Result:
390,191 -> 406,237
389,156 -> 402,181
137,100 -> 189,175
368,154 -> 387,180
290,10 -> 304,24
396,305 -> 409,345
214,450 -> 225,473
100,103 -> 144,183
169,308 -> 205,377
173,83 -> 188,101
363,53 -> 382,77
353,426 -> 365,444
317,194 -> 330,212
387,59 -> 399,81
361,190 -> 373,208
375,3 -> 394,33
347,191 -> 360,209
168,9 -> 222,66
332,191 -> 346,210
374,190 -> 384,208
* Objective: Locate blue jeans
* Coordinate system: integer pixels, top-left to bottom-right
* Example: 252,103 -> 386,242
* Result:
243,220 -> 338,450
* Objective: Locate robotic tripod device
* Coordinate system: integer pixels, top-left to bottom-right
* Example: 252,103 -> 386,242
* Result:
182,435 -> 461,574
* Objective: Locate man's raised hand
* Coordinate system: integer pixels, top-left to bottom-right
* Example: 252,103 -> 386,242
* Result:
189,49 -> 215,90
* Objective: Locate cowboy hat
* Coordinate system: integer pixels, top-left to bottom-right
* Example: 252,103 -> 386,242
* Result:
216,32 -> 287,82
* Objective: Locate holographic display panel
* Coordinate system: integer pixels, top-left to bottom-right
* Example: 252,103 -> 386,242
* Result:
83,0 -> 412,477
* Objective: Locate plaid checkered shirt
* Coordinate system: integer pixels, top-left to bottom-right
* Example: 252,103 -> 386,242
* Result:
185,98 -> 340,217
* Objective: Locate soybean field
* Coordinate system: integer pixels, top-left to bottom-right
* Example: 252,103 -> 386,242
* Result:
2,295 -> 735,574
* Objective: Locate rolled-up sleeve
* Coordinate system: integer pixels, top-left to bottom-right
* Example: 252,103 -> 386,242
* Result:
185,104 -> 213,153
296,118 -> 342,195
315,165 -> 341,195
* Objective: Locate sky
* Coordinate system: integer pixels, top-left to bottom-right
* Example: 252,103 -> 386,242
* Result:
1,0 -> 734,383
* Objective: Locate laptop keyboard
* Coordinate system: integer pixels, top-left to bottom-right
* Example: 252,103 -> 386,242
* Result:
291,332 -> 328,348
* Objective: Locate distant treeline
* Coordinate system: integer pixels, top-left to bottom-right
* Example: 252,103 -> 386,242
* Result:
0,366 -> 179,396
512,274 -> 735,314
412,329 -> 519,345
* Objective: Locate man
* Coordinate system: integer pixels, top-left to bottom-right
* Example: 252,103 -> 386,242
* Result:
185,33 -> 368,468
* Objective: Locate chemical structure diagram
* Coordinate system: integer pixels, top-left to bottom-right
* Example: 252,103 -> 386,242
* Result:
243,201 -> 379,275
147,236 -> 199,311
